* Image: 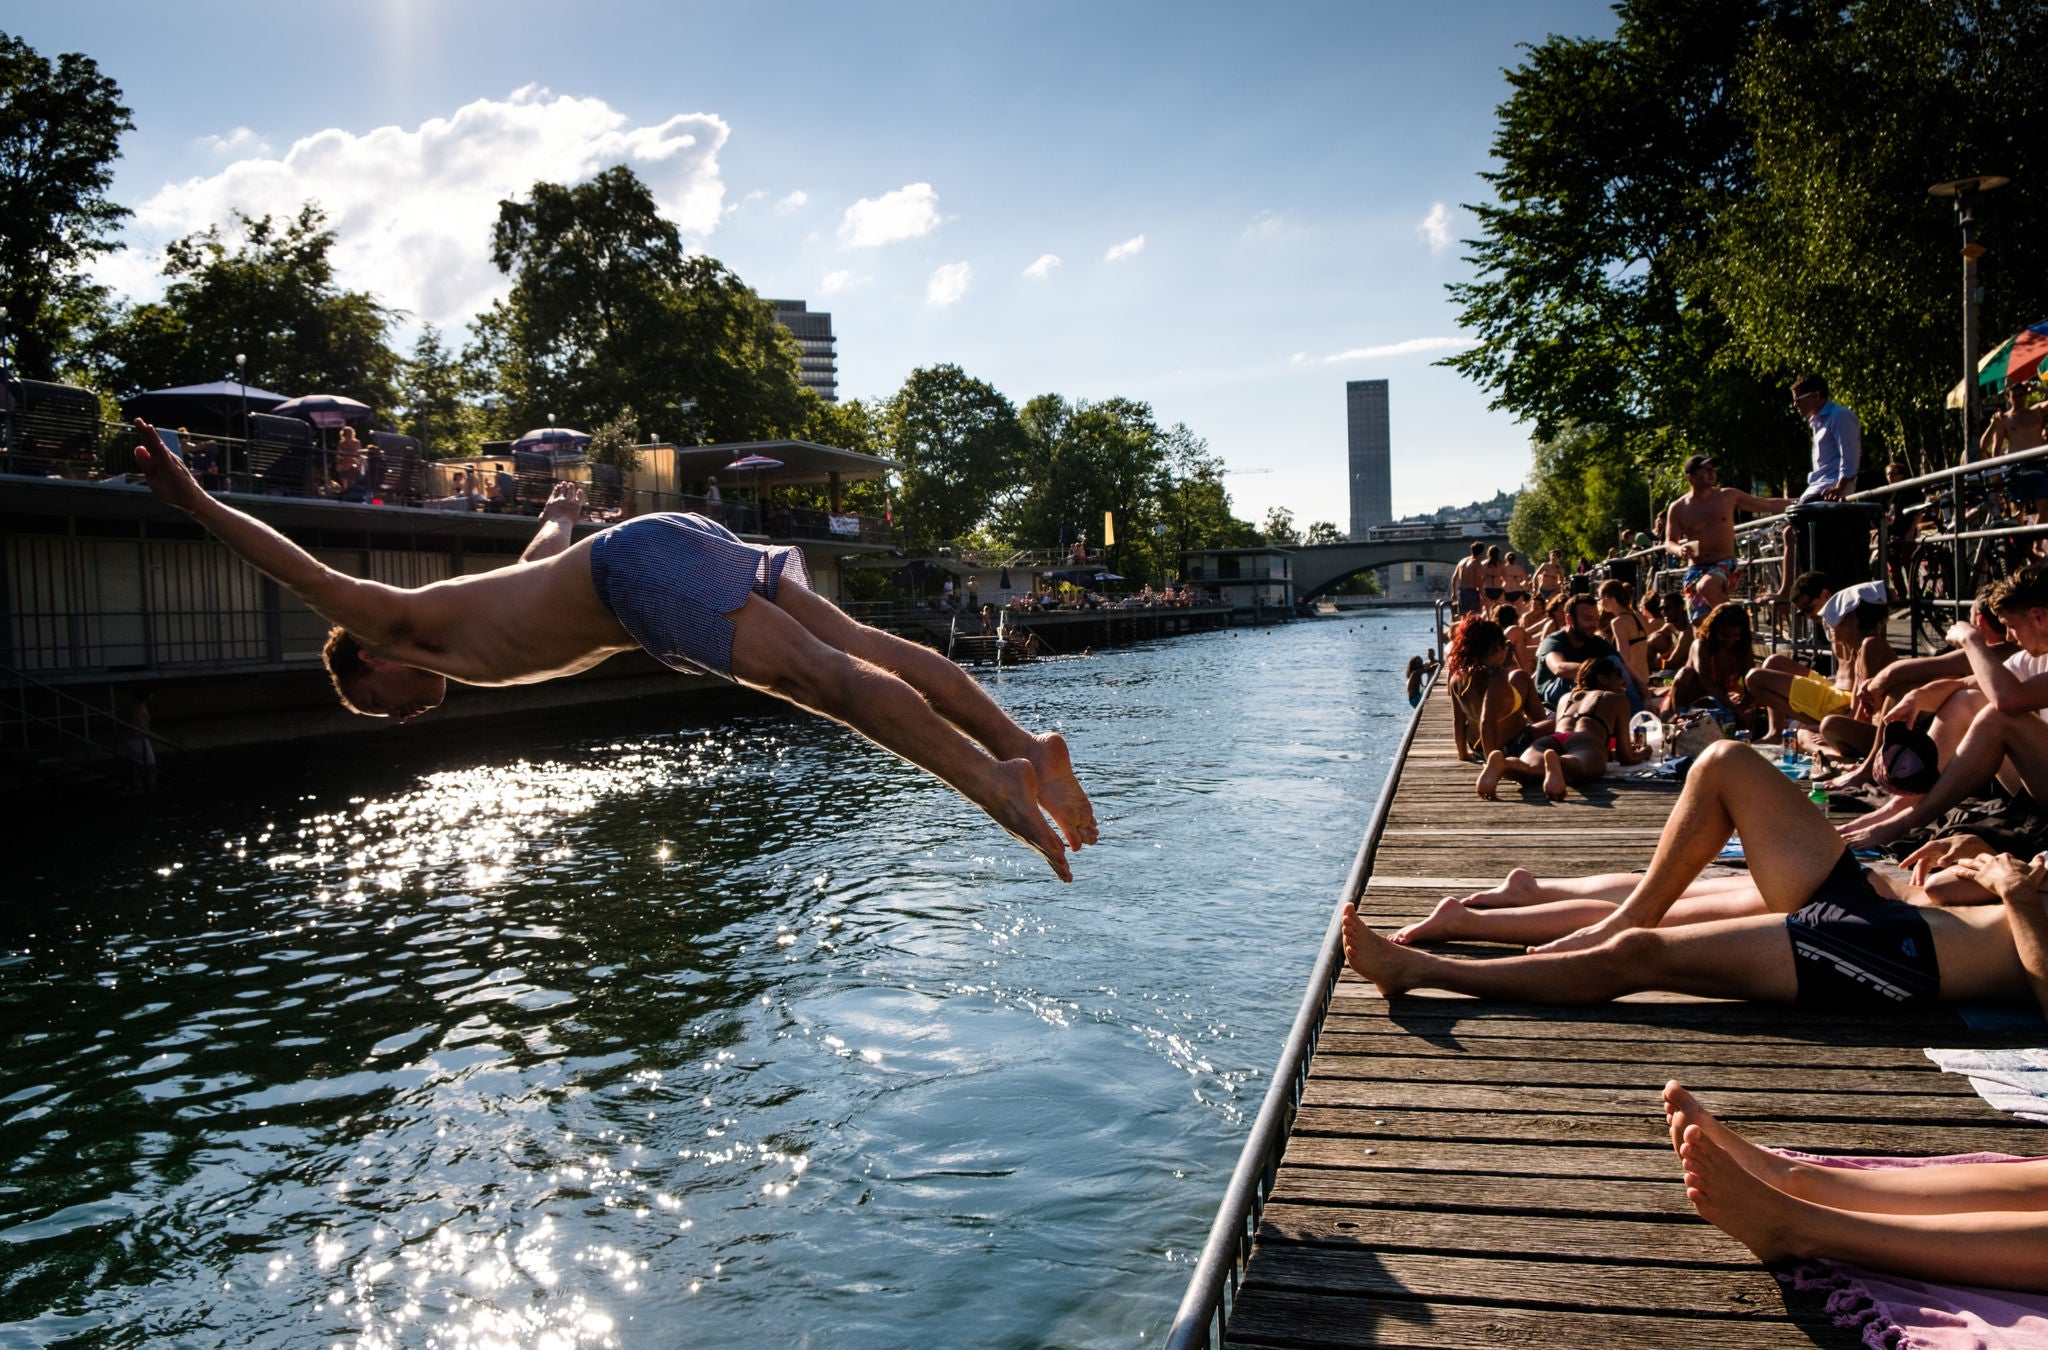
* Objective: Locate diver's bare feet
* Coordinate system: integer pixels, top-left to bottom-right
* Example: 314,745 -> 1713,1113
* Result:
1341,903 -> 1422,996
1680,1122 -> 1808,1265
1394,896 -> 1470,945
1541,747 -> 1567,800
986,757 -> 1072,882
1463,867 -> 1542,909
1475,750 -> 1507,800
1026,732 -> 1097,849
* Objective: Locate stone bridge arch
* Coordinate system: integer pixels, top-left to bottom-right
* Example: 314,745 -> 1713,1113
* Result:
1289,533 -> 1510,600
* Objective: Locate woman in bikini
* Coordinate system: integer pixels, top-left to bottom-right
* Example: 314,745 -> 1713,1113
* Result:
1477,658 -> 1642,800
1446,615 -> 1543,769
1645,592 -> 1693,672
1494,603 -> 1536,674
1597,578 -> 1652,704
1480,546 -> 1507,606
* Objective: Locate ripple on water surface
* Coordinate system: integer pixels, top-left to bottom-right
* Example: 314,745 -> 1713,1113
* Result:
0,614 -> 1434,1347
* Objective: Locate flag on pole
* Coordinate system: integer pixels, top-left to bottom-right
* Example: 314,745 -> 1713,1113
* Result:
1102,510 -> 1116,547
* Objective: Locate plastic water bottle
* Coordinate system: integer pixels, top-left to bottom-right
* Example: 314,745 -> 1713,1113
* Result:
1807,760 -> 1828,808
1629,711 -> 1662,761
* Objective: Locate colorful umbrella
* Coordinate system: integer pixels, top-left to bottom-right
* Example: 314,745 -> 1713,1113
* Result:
1947,320 -> 2048,409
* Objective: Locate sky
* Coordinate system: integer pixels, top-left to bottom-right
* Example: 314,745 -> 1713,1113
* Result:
7,0 -> 1623,525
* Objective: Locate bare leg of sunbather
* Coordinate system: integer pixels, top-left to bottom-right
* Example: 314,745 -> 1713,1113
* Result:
1843,703 -> 2048,849
1664,1083 -> 2048,1214
1533,740 -> 1850,951
1676,1102 -> 2048,1292
1461,868 -> 1759,910
1540,746 -> 1567,800
1394,892 -> 1768,946
1477,748 -> 1546,800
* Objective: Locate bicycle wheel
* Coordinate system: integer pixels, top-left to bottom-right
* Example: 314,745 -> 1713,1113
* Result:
1909,542 -> 1955,652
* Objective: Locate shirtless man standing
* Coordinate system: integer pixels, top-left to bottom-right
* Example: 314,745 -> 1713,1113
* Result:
1450,541 -> 1486,616
1532,550 -> 1565,610
130,421 -> 1096,881
1661,454 -> 1792,622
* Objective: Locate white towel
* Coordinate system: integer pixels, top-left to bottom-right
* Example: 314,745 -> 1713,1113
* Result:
1925,1046 -> 2048,1124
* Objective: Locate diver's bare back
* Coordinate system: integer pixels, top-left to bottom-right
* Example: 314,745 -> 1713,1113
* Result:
386,544 -> 637,686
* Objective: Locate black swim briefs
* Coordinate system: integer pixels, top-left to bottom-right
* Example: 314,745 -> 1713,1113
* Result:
1784,850 -> 1941,1012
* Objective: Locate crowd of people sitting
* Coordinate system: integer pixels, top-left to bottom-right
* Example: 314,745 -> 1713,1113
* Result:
1387,460 -> 2048,1300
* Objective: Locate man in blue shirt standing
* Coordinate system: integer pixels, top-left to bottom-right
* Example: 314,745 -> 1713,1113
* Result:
1794,374 -> 1861,502
1777,374 -> 1862,598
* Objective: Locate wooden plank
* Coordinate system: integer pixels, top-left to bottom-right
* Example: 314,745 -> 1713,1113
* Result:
1288,1104 -> 2038,1154
1257,1200 -> 1744,1265
1222,1288 -> 1840,1350
1301,1077 -> 2009,1124
1307,1056 -> 1968,1095
1238,1246 -> 1792,1319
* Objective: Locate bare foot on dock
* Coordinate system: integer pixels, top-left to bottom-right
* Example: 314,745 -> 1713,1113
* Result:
1341,903 -> 1423,996
986,757 -> 1072,882
1541,747 -> 1567,801
1027,732 -> 1097,849
1393,896 -> 1471,945
1462,867 -> 1542,909
1664,1082 -> 1800,1193
1475,750 -> 1508,800
1679,1120 -> 1807,1266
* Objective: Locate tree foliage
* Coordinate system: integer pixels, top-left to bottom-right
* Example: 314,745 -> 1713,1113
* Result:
395,324 -> 494,458
469,166 -> 808,444
102,206 -> 399,404
1508,423 -> 1657,563
1460,0 -> 2048,506
0,30 -> 131,381
1712,0 -> 2048,469
884,364 -> 1026,551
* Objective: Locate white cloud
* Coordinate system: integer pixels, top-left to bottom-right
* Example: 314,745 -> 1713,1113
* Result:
1022,252 -> 1061,280
108,87 -> 729,328
1245,210 -> 1285,239
1321,336 -> 1476,362
197,126 -> 269,157
840,182 -> 941,247
1104,234 -> 1146,263
1289,351 -> 1310,364
819,269 -> 855,294
926,261 -> 971,306
775,189 -> 808,214
1417,202 -> 1455,254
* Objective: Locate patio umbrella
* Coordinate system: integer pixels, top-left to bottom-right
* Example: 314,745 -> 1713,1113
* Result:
513,425 -> 592,451
122,380 -> 288,431
271,394 -> 374,428
725,453 -> 784,474
1947,320 -> 2048,409
998,567 -> 1012,593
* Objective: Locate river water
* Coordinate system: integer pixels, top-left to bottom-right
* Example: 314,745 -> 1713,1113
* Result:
0,612 -> 1432,1349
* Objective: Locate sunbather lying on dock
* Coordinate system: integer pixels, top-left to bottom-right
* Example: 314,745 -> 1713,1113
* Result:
1663,1081 -> 2048,1294
131,420 -> 1095,881
1475,659 -> 1641,801
1342,738 -> 2048,1014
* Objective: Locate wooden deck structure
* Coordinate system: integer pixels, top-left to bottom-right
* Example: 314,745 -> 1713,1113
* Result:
1217,685 -> 2045,1348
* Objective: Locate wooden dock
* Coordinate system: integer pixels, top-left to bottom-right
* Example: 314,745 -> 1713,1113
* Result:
1218,686 -> 2045,1348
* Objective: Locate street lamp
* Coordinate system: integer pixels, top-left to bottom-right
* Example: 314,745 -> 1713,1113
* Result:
1930,174 -> 2011,464
235,353 -> 248,490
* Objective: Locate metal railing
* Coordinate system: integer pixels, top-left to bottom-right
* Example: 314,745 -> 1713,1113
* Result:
1164,663 -> 1438,1350
1605,441 -> 2048,659
0,661 -> 179,764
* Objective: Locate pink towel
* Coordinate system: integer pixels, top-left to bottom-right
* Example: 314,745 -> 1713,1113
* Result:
1768,1150 -> 2048,1350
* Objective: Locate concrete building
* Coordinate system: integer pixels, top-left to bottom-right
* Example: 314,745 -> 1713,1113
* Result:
1346,379 -> 1391,540
770,300 -> 839,402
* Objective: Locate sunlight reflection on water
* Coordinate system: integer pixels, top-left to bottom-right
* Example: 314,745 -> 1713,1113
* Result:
0,614 -> 1433,1348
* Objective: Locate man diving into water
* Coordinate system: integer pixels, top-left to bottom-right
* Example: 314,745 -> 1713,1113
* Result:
131,420 -> 1096,881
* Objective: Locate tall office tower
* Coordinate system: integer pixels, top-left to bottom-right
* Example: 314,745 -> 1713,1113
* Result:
769,300 -> 839,403
1346,379 -> 1391,539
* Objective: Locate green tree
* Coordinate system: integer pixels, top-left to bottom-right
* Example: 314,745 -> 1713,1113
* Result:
1509,423 -> 1656,563
0,31 -> 132,381
1713,0 -> 2048,470
469,165 -> 807,444
1260,506 -> 1301,547
884,364 -> 1025,550
1444,0 -> 1799,488
102,206 -> 399,405
395,324 -> 495,458
1304,520 -> 1344,546
584,406 -> 644,475
1156,423 -> 1258,578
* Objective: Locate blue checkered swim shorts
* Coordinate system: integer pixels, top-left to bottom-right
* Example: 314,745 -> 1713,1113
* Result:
587,513 -> 811,677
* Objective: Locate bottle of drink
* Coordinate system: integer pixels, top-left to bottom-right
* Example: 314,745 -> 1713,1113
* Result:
1781,718 -> 1799,763
1808,761 -> 1828,808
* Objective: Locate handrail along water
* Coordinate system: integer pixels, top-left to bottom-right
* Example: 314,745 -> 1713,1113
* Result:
1163,661 -> 1439,1350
